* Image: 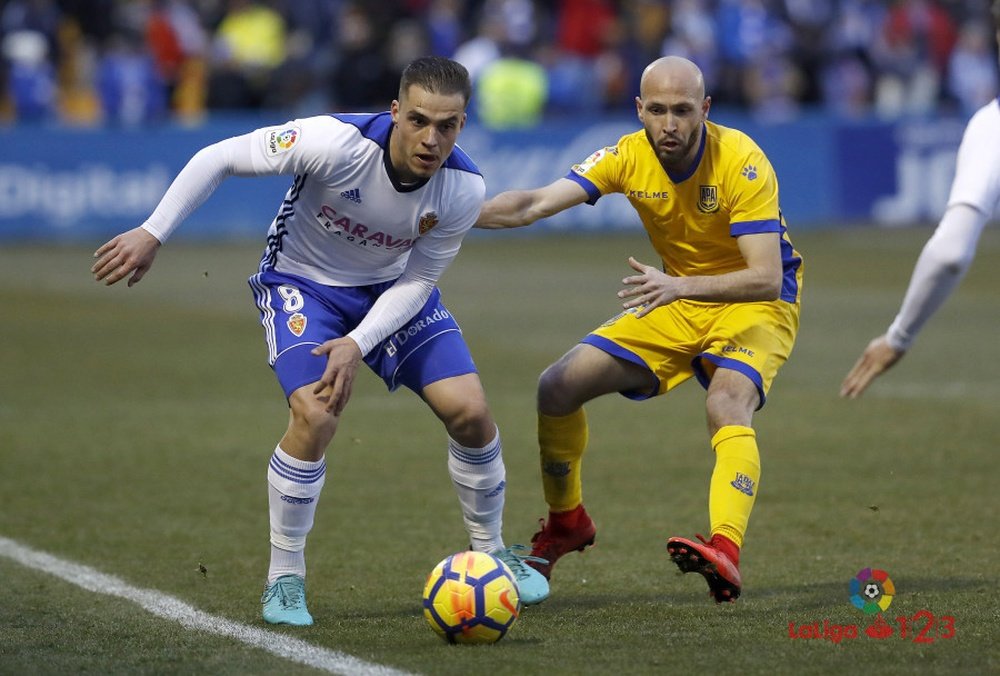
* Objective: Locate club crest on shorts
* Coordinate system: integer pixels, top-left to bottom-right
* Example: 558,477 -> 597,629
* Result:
287,312 -> 307,337
418,211 -> 439,235
698,185 -> 719,213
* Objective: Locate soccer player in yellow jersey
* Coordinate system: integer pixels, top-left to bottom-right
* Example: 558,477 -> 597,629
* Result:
476,56 -> 802,603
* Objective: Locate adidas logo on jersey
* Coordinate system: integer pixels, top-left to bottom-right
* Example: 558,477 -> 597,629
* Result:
340,188 -> 362,204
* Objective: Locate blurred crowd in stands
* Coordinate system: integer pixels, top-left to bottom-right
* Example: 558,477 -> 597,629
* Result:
1,0 -> 997,128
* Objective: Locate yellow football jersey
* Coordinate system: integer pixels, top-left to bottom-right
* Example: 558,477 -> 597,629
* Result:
566,120 -> 802,303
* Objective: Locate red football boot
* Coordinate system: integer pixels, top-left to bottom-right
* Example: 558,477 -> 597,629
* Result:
666,533 -> 742,603
527,504 -> 597,580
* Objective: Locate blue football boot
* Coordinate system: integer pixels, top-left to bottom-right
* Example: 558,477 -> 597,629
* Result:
495,545 -> 550,606
261,574 -> 314,626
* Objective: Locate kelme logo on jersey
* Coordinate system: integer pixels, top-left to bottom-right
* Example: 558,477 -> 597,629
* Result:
698,185 -> 719,213
741,164 -> 758,180
626,189 -> 669,200
265,126 -> 300,156
286,312 -> 307,337
418,211 -> 439,235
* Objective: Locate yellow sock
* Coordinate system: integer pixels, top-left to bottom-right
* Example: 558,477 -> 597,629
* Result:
708,425 -> 760,549
538,409 -> 588,512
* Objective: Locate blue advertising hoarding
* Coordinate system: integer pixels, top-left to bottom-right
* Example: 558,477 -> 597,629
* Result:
0,112 -> 967,241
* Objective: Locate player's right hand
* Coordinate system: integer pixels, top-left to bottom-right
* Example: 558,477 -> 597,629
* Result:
92,227 -> 161,287
618,256 -> 680,317
839,335 -> 905,399
311,337 -> 363,415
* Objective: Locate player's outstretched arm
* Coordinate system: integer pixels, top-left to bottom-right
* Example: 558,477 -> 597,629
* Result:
474,178 -> 589,229
91,135 -> 254,288
840,203 -> 987,399
840,335 -> 905,399
92,227 -> 162,287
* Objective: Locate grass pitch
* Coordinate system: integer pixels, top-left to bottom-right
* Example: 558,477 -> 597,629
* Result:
1,227 -> 998,675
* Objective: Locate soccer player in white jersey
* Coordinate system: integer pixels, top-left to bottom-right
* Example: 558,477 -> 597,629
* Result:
91,56 -> 549,625
841,2 -> 1000,398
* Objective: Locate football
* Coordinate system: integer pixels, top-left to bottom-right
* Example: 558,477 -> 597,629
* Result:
422,550 -> 521,644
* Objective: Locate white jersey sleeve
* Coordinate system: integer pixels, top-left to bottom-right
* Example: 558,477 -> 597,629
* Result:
140,134 -> 256,242
886,203 -> 988,350
885,100 -> 999,351
246,117 -> 356,181
946,98 -> 1000,216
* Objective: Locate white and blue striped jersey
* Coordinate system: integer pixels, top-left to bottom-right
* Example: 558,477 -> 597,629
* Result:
248,113 -> 485,287
140,112 -> 485,354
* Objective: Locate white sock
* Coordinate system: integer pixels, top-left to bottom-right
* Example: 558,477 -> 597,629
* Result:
267,445 -> 326,583
447,428 -> 505,553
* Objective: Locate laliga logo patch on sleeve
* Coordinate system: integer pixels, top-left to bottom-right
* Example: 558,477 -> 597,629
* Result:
572,145 -> 617,175
265,125 -> 300,156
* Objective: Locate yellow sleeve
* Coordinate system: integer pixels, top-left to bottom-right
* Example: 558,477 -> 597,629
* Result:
565,142 -> 627,204
728,148 -> 782,235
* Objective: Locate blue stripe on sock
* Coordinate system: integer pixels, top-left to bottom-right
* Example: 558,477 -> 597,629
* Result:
448,444 -> 501,466
269,456 -> 326,484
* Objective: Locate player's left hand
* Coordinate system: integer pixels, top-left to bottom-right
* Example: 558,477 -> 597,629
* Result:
311,337 -> 363,415
92,227 -> 161,287
840,334 -> 905,399
618,256 -> 680,318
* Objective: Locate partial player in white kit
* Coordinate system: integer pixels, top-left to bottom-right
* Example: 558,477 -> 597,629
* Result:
91,56 -> 549,625
841,1 -> 1000,398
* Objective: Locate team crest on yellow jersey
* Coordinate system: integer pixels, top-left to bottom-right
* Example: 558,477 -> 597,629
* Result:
698,185 -> 719,213
418,211 -> 439,235
572,146 -> 618,175
287,312 -> 307,337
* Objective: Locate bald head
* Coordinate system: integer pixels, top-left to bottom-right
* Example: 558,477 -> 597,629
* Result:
635,56 -> 710,173
640,56 -> 705,102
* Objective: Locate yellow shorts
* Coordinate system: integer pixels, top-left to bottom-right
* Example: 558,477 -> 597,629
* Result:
583,298 -> 800,408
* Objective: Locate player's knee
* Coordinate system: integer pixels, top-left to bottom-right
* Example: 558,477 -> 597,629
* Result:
444,396 -> 495,446
537,362 -> 575,415
289,394 -> 339,438
705,387 -> 755,432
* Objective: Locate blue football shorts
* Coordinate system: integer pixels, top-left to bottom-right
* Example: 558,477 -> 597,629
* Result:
249,269 -> 477,398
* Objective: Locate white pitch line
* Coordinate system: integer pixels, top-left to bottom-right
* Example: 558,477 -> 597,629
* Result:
0,536 -> 413,676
